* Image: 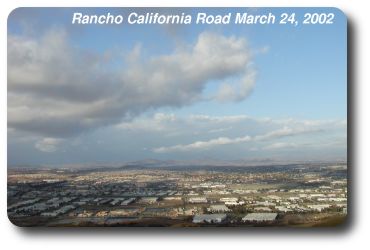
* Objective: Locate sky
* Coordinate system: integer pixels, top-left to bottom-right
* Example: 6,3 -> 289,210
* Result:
7,8 -> 347,166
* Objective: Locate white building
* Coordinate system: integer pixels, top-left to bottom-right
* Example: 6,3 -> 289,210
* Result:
193,214 -> 227,223
139,197 -> 158,204
275,206 -> 292,212
220,197 -> 238,202
208,205 -> 230,213
189,197 -> 208,203
242,213 -> 278,222
307,204 -> 331,212
225,201 -> 245,206
163,196 -> 182,201
121,198 -> 136,206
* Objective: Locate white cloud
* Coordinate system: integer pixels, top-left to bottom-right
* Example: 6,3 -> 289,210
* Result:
152,125 -> 323,153
263,142 -> 298,150
208,127 -> 233,133
189,114 -> 250,123
262,137 -> 347,151
34,138 -> 64,152
214,69 -> 256,102
254,126 -> 321,141
8,30 -> 256,138
116,113 -> 250,135
116,113 -> 178,132
153,135 -> 252,153
115,113 -> 344,148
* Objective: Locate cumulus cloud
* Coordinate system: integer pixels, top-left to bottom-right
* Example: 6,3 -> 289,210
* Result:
8,30 -> 256,138
34,138 -> 64,152
214,69 -> 256,102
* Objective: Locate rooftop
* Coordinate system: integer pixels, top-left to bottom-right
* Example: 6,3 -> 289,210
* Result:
242,213 -> 278,222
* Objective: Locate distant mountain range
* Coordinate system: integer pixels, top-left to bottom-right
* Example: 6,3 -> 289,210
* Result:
8,157 -> 347,171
